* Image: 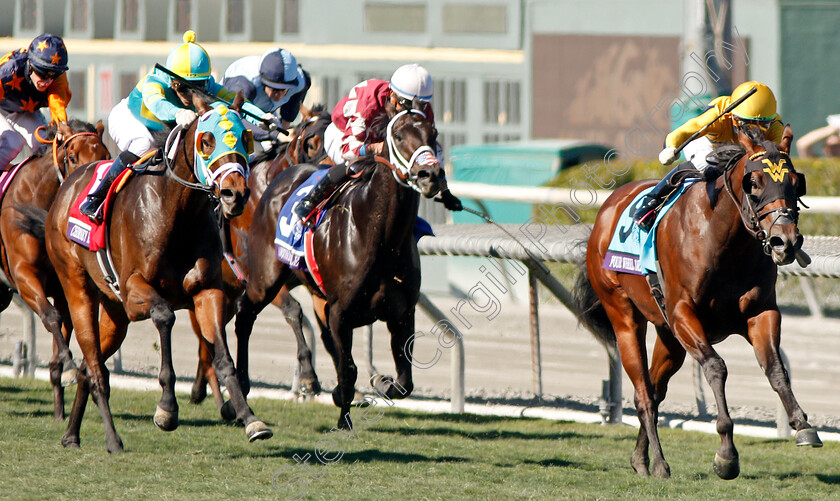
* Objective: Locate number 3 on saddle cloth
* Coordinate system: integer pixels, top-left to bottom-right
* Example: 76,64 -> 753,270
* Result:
67,160 -> 133,251
603,179 -> 700,276
274,168 -> 434,293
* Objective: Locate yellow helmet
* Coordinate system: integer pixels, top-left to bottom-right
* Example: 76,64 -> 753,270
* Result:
165,30 -> 211,81
730,81 -> 777,121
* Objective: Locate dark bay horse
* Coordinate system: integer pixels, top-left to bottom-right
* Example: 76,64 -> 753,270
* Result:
575,125 -> 820,479
235,109 -> 445,429
43,94 -> 271,453
2,120 -> 110,418
189,105 -> 333,411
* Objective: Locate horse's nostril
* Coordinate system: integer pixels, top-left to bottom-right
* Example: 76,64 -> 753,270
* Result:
220,189 -> 234,199
416,170 -> 430,179
769,235 -> 787,249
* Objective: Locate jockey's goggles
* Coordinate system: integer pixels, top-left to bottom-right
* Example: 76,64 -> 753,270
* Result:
31,66 -> 61,81
172,79 -> 207,95
734,116 -> 776,132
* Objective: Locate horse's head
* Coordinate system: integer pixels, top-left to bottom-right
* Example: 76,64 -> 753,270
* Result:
385,109 -> 444,198
192,92 -> 252,217
297,105 -> 332,164
736,124 -> 806,265
38,120 -> 111,181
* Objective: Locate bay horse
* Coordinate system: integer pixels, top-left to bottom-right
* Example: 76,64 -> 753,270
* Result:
575,124 -> 820,479
189,105 -> 333,412
43,93 -> 271,453
235,109 -> 444,429
2,120 -> 110,419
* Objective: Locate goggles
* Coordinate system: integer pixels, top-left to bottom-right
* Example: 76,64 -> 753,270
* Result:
172,79 -> 208,95
32,66 -> 61,81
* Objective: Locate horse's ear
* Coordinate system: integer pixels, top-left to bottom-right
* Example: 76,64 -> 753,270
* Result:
95,120 -> 105,137
300,104 -> 312,121
780,123 -> 794,154
232,91 -> 244,113
193,92 -> 210,115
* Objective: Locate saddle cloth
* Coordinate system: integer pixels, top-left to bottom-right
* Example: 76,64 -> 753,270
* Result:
67,160 -> 133,251
604,179 -> 698,275
274,169 -> 434,291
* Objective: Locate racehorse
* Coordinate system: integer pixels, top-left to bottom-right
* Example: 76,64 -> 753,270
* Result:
2,120 -> 110,419
575,124 -> 820,479
189,105 -> 333,411
235,108 -> 445,429
42,93 -> 271,453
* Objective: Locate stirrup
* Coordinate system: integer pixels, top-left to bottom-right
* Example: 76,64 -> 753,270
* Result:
295,202 -> 316,229
80,198 -> 104,222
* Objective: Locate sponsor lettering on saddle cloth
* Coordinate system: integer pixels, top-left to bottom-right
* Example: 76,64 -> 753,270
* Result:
274,168 -> 434,292
0,156 -> 32,199
67,160 -> 133,251
604,179 -> 699,275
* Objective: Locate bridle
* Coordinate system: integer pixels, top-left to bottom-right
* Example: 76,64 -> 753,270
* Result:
721,148 -> 802,255
383,109 -> 439,193
282,114 -> 328,166
34,126 -> 100,184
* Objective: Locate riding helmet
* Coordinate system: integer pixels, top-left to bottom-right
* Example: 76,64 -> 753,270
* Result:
259,49 -> 299,90
731,81 -> 777,122
390,64 -> 433,103
27,33 -> 68,74
165,30 -> 211,81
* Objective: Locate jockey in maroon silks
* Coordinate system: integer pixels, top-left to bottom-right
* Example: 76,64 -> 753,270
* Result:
294,63 -> 461,227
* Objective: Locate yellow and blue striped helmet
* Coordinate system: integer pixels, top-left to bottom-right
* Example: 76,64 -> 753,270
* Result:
165,30 -> 211,82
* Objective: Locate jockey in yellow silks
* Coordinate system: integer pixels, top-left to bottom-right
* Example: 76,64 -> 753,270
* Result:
633,81 -> 783,230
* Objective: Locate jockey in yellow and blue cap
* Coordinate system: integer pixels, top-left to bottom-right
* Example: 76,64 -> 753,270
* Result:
82,31 -> 272,221
633,81 -> 784,231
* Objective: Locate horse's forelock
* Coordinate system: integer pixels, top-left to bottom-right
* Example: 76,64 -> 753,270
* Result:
66,119 -> 98,134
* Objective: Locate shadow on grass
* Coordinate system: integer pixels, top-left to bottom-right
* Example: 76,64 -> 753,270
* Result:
368,425 -> 590,442
816,473 -> 840,485
110,412 -> 223,428
6,409 -> 55,418
227,446 -> 466,464
383,409 -> 540,424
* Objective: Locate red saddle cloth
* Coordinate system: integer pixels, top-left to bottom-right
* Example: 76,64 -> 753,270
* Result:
67,161 -> 132,251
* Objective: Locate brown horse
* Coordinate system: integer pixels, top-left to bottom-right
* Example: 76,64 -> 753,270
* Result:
575,125 -> 820,479
42,93 -> 271,453
2,120 -> 110,419
235,109 -> 444,429
189,105 -> 333,412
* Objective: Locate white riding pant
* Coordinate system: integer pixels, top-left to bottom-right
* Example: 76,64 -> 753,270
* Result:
0,109 -> 47,170
108,98 -> 155,156
682,136 -> 715,171
323,122 -> 344,165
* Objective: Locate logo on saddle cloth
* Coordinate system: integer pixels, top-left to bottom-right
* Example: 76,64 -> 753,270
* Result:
603,180 -> 698,275
67,160 -> 132,251
761,158 -> 789,182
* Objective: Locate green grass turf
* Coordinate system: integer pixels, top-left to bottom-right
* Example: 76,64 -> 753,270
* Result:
0,377 -> 837,500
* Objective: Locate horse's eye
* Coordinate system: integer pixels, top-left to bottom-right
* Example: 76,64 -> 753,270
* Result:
393,132 -> 402,141
68,154 -> 77,163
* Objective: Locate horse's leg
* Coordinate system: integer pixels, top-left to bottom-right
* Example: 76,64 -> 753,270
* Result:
672,303 -> 738,479
373,310 -> 416,400
196,288 -> 272,441
122,276 -> 180,432
325,305 -> 356,430
62,360 -> 89,448
188,310 -> 225,409
273,287 -> 320,395
747,310 -> 822,446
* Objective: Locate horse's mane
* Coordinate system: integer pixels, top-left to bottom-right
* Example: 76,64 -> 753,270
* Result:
32,119 -> 99,157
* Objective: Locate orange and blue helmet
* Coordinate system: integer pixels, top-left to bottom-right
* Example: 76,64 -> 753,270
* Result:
165,30 -> 211,82
28,33 -> 68,75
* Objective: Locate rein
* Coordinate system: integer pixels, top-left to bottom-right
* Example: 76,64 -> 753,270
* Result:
384,109 -> 438,193
163,125 -> 219,201
34,126 -> 99,184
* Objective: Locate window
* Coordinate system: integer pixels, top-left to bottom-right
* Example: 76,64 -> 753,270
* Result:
434,78 -> 466,124
282,0 -> 299,34
438,132 -> 466,158
365,3 -> 425,33
442,4 -> 506,34
227,0 -> 244,34
318,76 -> 341,111
120,72 -> 137,99
483,80 -> 520,125
67,71 -> 86,111
71,0 -> 89,31
20,0 -> 37,30
176,0 -> 191,32
122,0 -> 139,32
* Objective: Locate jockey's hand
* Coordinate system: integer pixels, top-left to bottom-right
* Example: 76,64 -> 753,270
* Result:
175,109 -> 197,127
54,122 -> 66,142
370,142 -> 385,156
659,146 -> 678,166
259,112 -> 278,131
437,189 -> 463,211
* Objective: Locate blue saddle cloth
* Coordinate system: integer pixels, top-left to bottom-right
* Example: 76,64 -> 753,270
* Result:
604,180 -> 698,275
274,169 -> 434,270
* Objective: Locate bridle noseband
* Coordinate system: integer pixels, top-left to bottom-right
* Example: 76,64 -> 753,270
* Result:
384,109 -> 438,193
35,126 -> 99,184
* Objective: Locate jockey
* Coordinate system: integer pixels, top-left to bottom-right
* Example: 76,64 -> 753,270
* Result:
0,33 -> 71,172
222,48 -> 311,145
294,63 -> 461,227
633,81 -> 784,231
81,31 -> 271,221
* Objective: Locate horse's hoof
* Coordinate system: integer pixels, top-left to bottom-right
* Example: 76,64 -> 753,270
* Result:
713,452 -> 740,480
246,421 -> 273,442
795,428 -> 823,447
332,386 -> 343,407
300,378 -> 321,396
153,405 -> 179,432
220,400 -> 236,422
189,384 -> 207,405
61,367 -> 79,387
61,435 -> 80,449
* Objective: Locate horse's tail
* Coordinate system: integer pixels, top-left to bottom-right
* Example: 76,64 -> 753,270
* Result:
11,204 -> 48,242
572,238 -> 618,354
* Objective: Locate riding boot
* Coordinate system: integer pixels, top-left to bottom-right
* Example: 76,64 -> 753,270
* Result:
294,164 -> 351,229
633,162 -> 692,231
79,151 -> 138,222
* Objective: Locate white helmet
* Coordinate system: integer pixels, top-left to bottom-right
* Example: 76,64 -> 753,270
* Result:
389,64 -> 433,102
